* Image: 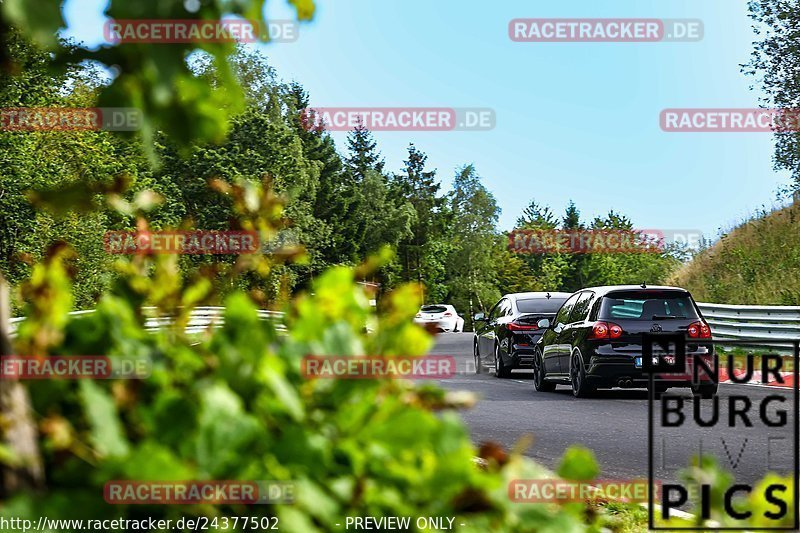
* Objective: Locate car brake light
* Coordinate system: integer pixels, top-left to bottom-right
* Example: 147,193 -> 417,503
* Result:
508,321 -> 537,331
687,320 -> 712,338
415,313 -> 422,318
443,312 -> 453,316
589,321 -> 623,340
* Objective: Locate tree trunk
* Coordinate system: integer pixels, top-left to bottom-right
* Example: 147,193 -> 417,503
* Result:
0,274 -> 43,497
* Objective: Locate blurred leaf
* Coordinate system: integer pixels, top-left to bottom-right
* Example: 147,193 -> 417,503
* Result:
195,383 -> 264,477
2,0 -> 64,48
79,380 -> 130,458
557,445 -> 599,481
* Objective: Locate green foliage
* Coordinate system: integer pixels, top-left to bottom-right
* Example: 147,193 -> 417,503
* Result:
516,200 -> 558,230
508,205 -> 681,296
0,30 -> 145,310
0,5 -> 784,533
671,204 -> 800,304
0,0 -> 316,151
662,455 -> 797,529
557,446 -> 599,481
393,144 -> 448,287
0,29 -> 684,333
746,0 -> 800,189
2,235 -> 629,531
445,165 -> 502,324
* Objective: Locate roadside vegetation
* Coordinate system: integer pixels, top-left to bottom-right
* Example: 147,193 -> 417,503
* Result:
0,31 -> 685,326
0,5 -> 656,531
667,0 -> 800,306
670,203 -> 800,304
0,0 -> 798,531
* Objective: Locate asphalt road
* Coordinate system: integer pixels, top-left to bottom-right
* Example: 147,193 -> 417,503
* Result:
428,333 -> 797,490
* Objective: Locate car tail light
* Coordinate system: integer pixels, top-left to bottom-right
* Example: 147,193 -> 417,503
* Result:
508,321 -> 537,331
687,320 -> 712,338
589,321 -> 623,340
415,313 -> 421,318
443,312 -> 453,316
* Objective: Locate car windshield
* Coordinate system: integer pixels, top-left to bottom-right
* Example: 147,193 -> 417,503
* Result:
420,305 -> 448,314
516,298 -> 568,314
599,291 -> 699,320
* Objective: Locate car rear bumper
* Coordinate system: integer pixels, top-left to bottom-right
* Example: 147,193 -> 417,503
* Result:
511,341 -> 541,368
413,318 -> 457,331
585,352 -> 716,387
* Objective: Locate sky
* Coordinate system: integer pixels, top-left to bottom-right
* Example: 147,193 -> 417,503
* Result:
61,0 -> 790,240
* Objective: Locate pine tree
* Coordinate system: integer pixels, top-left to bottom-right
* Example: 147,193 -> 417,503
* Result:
343,125 -> 412,267
516,200 -> 558,229
563,200 -> 583,229
345,123 -> 385,179
392,144 -> 445,287
283,82 -> 361,266
561,200 -> 586,291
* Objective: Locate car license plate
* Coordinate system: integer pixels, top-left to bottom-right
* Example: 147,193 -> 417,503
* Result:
634,356 -> 658,368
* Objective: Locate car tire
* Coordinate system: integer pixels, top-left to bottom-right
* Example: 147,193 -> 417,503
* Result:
570,350 -> 594,398
473,340 -> 483,374
533,348 -> 555,392
494,344 -> 511,378
691,382 -> 718,399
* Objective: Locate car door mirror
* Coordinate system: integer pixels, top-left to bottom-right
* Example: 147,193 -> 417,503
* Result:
537,318 -> 550,329
473,313 -> 485,322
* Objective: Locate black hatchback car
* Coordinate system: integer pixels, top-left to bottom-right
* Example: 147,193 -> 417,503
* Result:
473,292 -> 572,377
533,285 -> 717,398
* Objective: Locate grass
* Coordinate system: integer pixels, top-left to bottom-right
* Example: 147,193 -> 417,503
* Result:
669,203 -> 800,304
597,501 -> 651,532
715,347 -> 795,372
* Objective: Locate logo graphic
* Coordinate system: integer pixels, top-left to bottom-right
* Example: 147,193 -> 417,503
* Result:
645,337 -> 799,530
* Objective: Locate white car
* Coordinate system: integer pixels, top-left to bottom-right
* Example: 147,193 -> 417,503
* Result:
413,304 -> 465,333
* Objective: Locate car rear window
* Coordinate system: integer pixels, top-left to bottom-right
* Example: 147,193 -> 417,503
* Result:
598,290 -> 699,320
516,298 -> 568,314
421,305 -> 448,313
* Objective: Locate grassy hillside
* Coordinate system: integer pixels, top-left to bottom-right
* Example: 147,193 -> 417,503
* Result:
670,203 -> 800,305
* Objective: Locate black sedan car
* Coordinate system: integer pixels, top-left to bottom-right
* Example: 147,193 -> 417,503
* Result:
532,285 -> 717,398
473,292 -> 572,377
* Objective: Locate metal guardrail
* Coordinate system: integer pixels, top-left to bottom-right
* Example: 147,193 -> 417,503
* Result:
9,306 -> 285,338
697,302 -> 800,350
8,302 -> 800,348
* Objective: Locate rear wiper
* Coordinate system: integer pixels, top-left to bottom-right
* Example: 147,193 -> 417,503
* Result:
650,315 -> 681,319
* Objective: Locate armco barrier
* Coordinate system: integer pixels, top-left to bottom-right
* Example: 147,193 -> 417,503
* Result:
8,302 -> 800,348
9,306 -> 285,338
697,302 -> 800,351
